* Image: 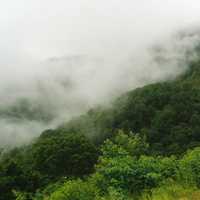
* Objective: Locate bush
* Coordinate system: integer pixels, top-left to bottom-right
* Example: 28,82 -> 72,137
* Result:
179,147 -> 200,186
47,179 -> 99,200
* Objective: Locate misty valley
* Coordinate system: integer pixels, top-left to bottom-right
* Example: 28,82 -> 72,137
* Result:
1,1 -> 200,200
1,49 -> 200,199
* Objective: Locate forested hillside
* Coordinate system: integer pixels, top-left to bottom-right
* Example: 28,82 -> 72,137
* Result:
1,60 -> 200,200
60,59 -> 200,155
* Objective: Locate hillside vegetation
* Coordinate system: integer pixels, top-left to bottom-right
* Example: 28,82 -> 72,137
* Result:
1,60 -> 200,199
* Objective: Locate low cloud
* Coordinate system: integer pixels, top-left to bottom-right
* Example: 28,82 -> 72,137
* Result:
0,0 -> 200,147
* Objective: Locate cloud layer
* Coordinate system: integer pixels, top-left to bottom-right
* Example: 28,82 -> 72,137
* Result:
1,0 -> 200,147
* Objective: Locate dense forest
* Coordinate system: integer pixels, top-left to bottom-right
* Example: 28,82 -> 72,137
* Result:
1,59 -> 200,200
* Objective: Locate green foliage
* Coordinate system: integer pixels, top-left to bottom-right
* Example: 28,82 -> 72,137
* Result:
14,191 -> 33,200
97,188 -> 130,200
179,147 -> 200,186
0,132 -> 98,200
113,130 -> 149,157
141,182 -> 200,200
30,132 -> 98,178
46,179 -> 98,200
14,136 -> 199,200
58,106 -> 115,143
93,149 -> 136,192
91,134 -> 178,195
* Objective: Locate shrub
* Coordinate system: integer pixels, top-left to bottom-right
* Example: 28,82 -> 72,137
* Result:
47,179 -> 98,200
179,147 -> 200,186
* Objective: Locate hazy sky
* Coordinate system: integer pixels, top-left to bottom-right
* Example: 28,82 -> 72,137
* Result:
1,0 -> 200,61
1,0 -> 200,147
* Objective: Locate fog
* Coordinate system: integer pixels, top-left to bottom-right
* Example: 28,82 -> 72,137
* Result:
1,0 -> 200,147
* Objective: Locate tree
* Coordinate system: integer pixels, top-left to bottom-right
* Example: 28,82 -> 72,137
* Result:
91,134 -> 177,195
31,133 -> 98,178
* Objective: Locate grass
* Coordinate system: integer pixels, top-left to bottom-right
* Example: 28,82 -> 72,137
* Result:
140,183 -> 200,200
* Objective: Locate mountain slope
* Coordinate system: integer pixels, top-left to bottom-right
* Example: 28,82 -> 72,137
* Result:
1,58 -> 200,200
57,59 -> 200,155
